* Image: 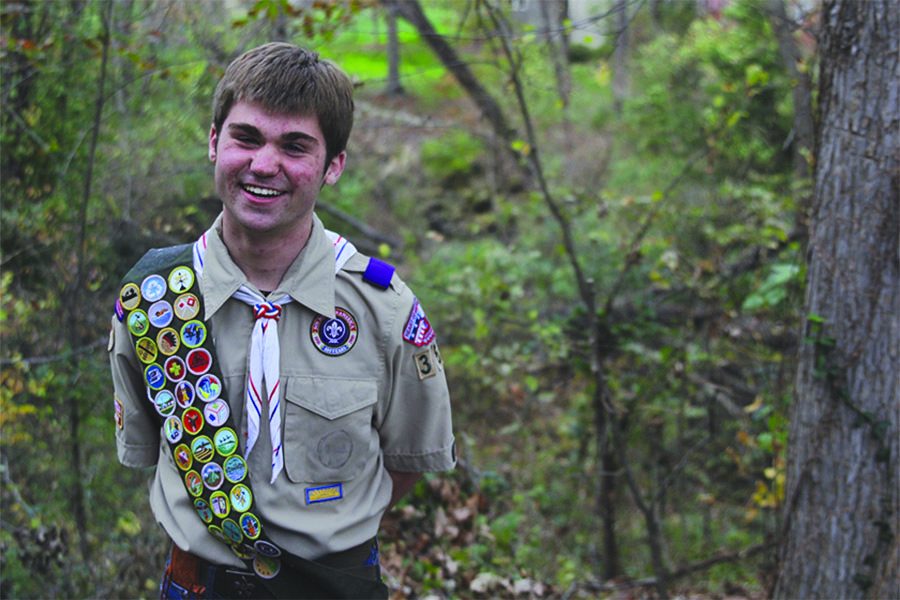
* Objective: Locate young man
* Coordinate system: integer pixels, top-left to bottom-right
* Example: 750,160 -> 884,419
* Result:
109,43 -> 455,599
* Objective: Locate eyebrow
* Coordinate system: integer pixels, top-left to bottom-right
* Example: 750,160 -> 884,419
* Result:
227,123 -> 320,146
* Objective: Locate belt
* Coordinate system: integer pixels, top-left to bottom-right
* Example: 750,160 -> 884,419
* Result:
162,540 -> 384,599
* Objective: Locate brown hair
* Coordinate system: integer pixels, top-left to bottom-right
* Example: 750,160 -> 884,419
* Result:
212,43 -> 354,163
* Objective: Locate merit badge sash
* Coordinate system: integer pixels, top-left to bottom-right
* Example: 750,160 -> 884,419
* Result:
119,261 -> 285,579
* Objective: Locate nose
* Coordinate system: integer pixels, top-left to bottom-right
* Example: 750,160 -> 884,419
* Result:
249,144 -> 279,177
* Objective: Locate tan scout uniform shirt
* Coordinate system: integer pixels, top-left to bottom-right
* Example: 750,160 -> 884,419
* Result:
109,214 -> 455,567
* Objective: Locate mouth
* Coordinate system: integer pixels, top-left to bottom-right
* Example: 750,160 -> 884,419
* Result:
241,183 -> 285,200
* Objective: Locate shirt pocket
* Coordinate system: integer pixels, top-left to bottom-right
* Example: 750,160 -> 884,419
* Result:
283,376 -> 378,484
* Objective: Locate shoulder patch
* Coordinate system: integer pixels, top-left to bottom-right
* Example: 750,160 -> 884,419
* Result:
362,257 -> 395,290
403,298 -> 436,347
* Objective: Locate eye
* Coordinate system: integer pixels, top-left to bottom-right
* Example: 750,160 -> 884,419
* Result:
283,143 -> 306,155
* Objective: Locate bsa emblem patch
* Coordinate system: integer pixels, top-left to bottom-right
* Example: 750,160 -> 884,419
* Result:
310,307 -> 358,356
402,299 -> 436,347
253,554 -> 281,579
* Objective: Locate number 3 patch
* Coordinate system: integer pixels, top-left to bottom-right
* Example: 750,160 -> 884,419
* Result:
413,343 -> 443,381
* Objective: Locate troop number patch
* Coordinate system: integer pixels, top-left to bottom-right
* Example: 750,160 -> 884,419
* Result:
310,308 -> 358,356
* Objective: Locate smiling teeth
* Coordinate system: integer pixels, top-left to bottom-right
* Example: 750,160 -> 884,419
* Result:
243,185 -> 281,197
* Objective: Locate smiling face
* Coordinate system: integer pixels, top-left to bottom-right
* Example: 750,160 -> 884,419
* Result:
209,101 -> 346,243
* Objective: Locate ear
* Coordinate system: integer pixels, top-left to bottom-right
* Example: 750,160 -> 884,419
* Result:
323,151 -> 347,186
208,124 -> 218,162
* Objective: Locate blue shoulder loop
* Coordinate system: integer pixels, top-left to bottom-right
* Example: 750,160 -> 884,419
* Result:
363,257 -> 395,290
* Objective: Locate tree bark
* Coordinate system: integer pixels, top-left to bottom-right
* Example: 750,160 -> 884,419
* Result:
384,3 -> 405,96
774,1 -> 899,598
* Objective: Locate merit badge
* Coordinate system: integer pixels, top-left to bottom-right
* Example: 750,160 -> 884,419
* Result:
210,491 -> 230,518
154,390 -> 176,417
231,544 -> 256,560
240,513 -> 261,540
157,328 -> 180,356
222,519 -> 243,544
168,267 -> 195,294
135,337 -> 158,364
208,525 -> 228,545
185,470 -> 203,497
182,407 -> 204,435
191,435 -> 214,463
201,462 -> 224,491
254,540 -> 281,558
164,356 -> 186,382
141,274 -> 167,303
194,498 -> 213,524
174,293 -> 200,321
230,484 -> 253,513
186,348 -> 212,375
305,483 -> 343,505
164,416 -> 184,444
114,397 -> 124,430
204,399 -> 229,427
180,320 -> 207,348
127,310 -> 150,337
402,298 -> 436,347
310,307 -> 358,356
214,428 -> 238,457
253,554 -> 281,579
224,455 -> 247,483
175,381 -> 195,408
144,364 -> 166,390
196,374 -> 222,402
148,300 -> 174,329
120,283 -> 141,310
174,444 -> 192,471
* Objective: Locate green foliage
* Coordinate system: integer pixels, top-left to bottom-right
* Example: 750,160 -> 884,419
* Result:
1,0 -> 811,597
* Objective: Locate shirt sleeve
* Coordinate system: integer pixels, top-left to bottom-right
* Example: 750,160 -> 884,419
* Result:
108,314 -> 160,468
377,288 -> 456,473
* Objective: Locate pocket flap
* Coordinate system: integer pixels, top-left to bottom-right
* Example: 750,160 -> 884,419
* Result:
285,376 -> 377,420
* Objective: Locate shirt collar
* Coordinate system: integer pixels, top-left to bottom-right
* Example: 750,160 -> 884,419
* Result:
200,213 -> 336,320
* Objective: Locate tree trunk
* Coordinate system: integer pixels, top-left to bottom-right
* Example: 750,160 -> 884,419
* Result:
611,0 -> 630,114
774,1 -> 899,598
384,0 -> 517,149
384,4 -> 405,96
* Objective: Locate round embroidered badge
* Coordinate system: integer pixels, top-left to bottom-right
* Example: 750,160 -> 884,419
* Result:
185,470 -> 203,497
148,300 -> 173,328
223,456 -> 247,483
141,274 -> 167,303
168,267 -> 194,294
194,498 -> 213,523
310,307 -> 358,356
120,283 -> 141,310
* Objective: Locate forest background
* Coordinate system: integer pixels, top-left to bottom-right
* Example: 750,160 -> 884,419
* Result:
1,0 -> 896,599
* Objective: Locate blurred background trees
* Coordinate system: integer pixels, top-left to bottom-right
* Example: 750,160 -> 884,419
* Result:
1,0 -> 895,598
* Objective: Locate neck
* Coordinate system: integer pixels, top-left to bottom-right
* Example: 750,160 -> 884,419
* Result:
221,216 -> 314,291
